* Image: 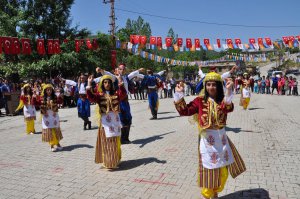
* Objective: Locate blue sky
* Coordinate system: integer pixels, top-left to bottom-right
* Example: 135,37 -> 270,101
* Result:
71,0 -> 300,43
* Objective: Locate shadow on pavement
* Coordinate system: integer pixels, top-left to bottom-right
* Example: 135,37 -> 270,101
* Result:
226,127 -> 260,134
157,111 -> 176,114
61,144 -> 94,152
156,116 -> 180,120
114,157 -> 167,171
220,188 -> 270,199
248,107 -> 265,111
132,131 -> 176,148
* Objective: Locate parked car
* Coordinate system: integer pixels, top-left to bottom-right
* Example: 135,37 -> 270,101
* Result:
272,71 -> 283,77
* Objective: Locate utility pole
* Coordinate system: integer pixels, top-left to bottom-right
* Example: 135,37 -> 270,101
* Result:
103,0 -> 117,70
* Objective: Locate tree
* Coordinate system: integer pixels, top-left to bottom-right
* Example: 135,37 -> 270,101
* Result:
167,28 -> 178,45
0,0 -> 25,36
19,0 -> 75,39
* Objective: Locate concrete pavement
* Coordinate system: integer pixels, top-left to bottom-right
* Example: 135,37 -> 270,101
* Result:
0,93 -> 299,199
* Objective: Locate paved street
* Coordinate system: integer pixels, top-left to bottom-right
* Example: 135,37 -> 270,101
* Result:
0,93 -> 299,199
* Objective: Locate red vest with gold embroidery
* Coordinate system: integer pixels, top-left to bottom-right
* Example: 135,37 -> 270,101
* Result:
198,97 -> 230,129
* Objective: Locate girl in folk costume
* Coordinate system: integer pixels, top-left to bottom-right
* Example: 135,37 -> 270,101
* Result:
174,72 -> 246,199
241,81 -> 251,110
15,84 -> 38,134
40,84 -> 63,152
86,75 -> 127,169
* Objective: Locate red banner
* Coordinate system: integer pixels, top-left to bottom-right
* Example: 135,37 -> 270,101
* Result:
177,38 -> 183,47
150,36 -> 156,45
157,37 -> 162,47
53,39 -> 61,54
37,39 -> 46,55
3,37 -> 12,54
86,39 -> 93,49
195,39 -> 200,48
249,38 -> 256,44
186,38 -> 192,48
235,38 -> 241,45
165,37 -> 172,47
12,37 -> 21,54
111,50 -> 117,70
47,39 -> 54,54
217,39 -> 221,48
282,36 -> 289,44
75,39 -> 83,52
21,38 -> 32,55
92,39 -> 99,50
0,37 -> 2,54
265,37 -> 272,46
140,36 -> 147,45
134,35 -> 140,44
203,38 -> 210,46
257,38 -> 263,45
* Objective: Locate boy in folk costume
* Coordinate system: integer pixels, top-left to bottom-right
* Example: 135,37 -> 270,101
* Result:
174,72 -> 246,199
137,68 -> 165,120
86,75 -> 127,169
61,75 -> 92,130
15,84 -> 38,134
40,84 -> 63,152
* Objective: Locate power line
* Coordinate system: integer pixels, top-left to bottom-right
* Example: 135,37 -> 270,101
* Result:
115,8 -> 300,28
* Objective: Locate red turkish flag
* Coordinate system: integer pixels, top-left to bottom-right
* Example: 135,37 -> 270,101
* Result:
86,39 -> 93,50
249,38 -> 256,44
282,36 -> 289,44
150,36 -> 157,45
257,38 -> 263,45
226,39 -> 233,45
47,39 -> 54,54
130,35 -> 135,44
165,37 -> 172,47
37,39 -> 46,55
92,39 -> 99,50
53,39 -> 61,54
177,38 -> 183,46
140,36 -> 147,45
195,39 -> 200,48
157,37 -> 162,47
297,35 -> 300,41
21,38 -> 32,55
75,39 -> 82,52
203,38 -> 210,46
235,38 -> 241,45
288,36 -> 295,42
11,37 -> 21,54
3,37 -> 12,54
217,39 -> 221,48
0,37 -> 2,54
226,39 -> 233,49
186,38 -> 192,48
133,35 -> 140,44
265,37 -> 272,46
111,50 -> 117,70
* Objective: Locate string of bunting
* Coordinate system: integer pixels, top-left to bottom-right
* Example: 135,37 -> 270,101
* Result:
125,35 -> 300,52
125,45 -> 272,66
1,34 -> 299,58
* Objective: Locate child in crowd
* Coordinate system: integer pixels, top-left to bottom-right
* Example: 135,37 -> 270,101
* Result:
254,80 -> 258,93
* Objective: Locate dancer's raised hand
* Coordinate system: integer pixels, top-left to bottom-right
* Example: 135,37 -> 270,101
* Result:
175,82 -> 185,93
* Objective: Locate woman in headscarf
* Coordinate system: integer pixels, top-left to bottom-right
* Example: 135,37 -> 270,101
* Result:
15,83 -> 38,134
40,84 -> 63,152
86,74 -> 127,169
174,72 -> 246,199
